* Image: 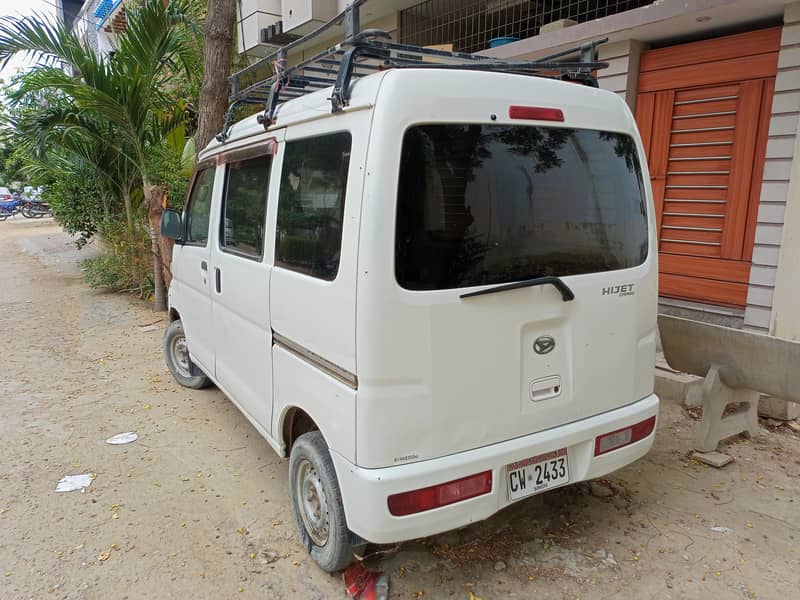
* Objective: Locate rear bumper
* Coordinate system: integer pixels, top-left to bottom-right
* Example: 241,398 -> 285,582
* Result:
332,393 -> 659,543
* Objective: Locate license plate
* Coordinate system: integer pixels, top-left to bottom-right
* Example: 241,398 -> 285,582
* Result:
506,448 -> 569,501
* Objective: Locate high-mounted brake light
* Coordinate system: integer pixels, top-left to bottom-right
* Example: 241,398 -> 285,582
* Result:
594,416 -> 656,456
387,471 -> 492,516
509,106 -> 565,122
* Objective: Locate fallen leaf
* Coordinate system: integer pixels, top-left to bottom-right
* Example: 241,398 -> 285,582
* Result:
98,551 -> 111,562
112,513 -> 119,520
469,592 -> 483,600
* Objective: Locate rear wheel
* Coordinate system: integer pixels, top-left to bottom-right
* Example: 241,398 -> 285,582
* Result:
289,431 -> 363,572
163,319 -> 211,389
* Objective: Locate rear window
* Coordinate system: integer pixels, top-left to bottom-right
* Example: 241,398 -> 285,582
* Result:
395,124 -> 648,291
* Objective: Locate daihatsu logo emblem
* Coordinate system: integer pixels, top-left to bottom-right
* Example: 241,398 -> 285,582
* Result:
533,335 -> 555,355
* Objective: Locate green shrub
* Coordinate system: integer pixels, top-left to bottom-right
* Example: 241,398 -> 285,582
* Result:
82,220 -> 154,299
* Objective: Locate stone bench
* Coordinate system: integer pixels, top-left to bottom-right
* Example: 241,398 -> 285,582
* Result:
658,315 -> 800,452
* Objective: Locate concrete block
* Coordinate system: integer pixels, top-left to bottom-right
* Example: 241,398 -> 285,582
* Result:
759,396 -> 800,419
744,305 -> 772,330
757,202 -> 787,223
749,265 -> 778,286
771,90 -> 800,114
754,223 -> 783,245
603,55 -> 630,78
752,244 -> 781,267
746,284 -> 774,308
778,46 -> 800,69
694,366 -> 760,453
760,181 -> 789,203
780,22 -> 800,45
692,451 -> 733,468
654,368 -> 703,407
765,136 -> 795,159
768,113 -> 800,136
762,158 -> 793,181
598,73 -> 627,94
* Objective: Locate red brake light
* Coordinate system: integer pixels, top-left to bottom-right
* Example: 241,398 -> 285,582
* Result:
594,416 -> 656,456
387,471 -> 492,516
509,106 -> 564,122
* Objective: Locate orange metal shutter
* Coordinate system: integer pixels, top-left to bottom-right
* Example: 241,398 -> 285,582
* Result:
635,28 -> 779,307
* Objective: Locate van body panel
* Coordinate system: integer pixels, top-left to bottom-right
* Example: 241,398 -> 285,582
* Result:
356,70 -> 658,469
273,345 -> 357,462
171,165 -> 226,374
334,393 -> 658,543
269,109 -> 373,375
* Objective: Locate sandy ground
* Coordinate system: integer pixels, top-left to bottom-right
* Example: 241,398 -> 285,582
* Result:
1,219 -> 799,600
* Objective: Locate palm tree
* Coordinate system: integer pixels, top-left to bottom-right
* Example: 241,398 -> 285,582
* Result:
0,0 -> 202,310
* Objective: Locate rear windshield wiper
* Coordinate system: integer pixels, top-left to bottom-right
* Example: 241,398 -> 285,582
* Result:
460,275 -> 575,301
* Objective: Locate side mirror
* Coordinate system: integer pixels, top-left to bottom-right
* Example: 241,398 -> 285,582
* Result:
161,208 -> 183,241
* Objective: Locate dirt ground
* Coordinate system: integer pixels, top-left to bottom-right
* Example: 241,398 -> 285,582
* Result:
1,219 -> 799,600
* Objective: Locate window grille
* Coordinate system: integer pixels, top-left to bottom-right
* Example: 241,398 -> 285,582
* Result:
401,0 -> 655,54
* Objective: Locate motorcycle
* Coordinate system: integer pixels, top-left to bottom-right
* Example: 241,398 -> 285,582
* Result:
0,198 -> 21,221
20,198 -> 52,218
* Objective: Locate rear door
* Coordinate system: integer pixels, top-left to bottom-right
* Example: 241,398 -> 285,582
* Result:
209,143 -> 278,432
356,100 -> 657,468
171,166 -> 217,374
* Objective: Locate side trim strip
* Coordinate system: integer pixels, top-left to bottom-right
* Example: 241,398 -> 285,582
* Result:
273,332 -> 358,390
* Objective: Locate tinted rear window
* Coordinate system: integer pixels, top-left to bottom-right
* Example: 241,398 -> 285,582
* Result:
395,124 -> 648,291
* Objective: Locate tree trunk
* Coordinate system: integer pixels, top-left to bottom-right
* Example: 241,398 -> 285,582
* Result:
122,188 -> 135,232
194,0 -> 236,154
144,182 -> 170,312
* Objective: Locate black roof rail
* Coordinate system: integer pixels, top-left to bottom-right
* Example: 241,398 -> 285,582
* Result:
216,0 -> 608,142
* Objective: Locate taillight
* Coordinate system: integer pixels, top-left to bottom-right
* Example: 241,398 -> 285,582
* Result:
508,106 -> 565,122
594,416 -> 656,456
387,471 -> 492,516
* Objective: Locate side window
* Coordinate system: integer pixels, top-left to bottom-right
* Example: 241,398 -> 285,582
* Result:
220,154 -> 271,260
185,168 -> 214,245
276,132 -> 352,281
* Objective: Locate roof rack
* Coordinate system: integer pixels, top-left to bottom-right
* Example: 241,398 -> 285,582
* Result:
217,0 -> 608,142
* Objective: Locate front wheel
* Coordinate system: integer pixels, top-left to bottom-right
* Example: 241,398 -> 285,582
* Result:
163,319 -> 211,389
289,431 -> 363,572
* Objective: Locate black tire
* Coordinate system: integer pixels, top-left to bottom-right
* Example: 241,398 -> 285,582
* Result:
0,213 -> 7,222
289,431 -> 362,572
163,319 -> 211,389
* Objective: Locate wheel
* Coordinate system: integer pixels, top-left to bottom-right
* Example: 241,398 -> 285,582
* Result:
289,431 -> 363,572
163,319 -> 211,389
0,212 -> 7,222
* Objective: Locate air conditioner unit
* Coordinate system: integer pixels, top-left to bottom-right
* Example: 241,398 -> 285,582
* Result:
281,0 -> 338,35
237,0 -> 282,56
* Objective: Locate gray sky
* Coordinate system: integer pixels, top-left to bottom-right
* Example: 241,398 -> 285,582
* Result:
0,0 -> 58,83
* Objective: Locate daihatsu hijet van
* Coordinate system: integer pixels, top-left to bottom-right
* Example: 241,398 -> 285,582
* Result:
161,58 -> 659,572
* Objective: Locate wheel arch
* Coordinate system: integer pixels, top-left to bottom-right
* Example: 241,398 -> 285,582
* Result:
280,406 -> 321,457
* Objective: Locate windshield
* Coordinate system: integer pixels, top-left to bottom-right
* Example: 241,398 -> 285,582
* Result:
395,124 -> 648,291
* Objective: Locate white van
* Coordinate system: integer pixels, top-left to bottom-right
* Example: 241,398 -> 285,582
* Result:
161,32 -> 659,573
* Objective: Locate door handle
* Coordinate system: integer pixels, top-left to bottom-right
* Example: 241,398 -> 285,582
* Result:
201,260 -> 208,271
215,268 -> 221,293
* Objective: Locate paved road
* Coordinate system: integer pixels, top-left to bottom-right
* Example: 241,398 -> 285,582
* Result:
1,220 -> 799,599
